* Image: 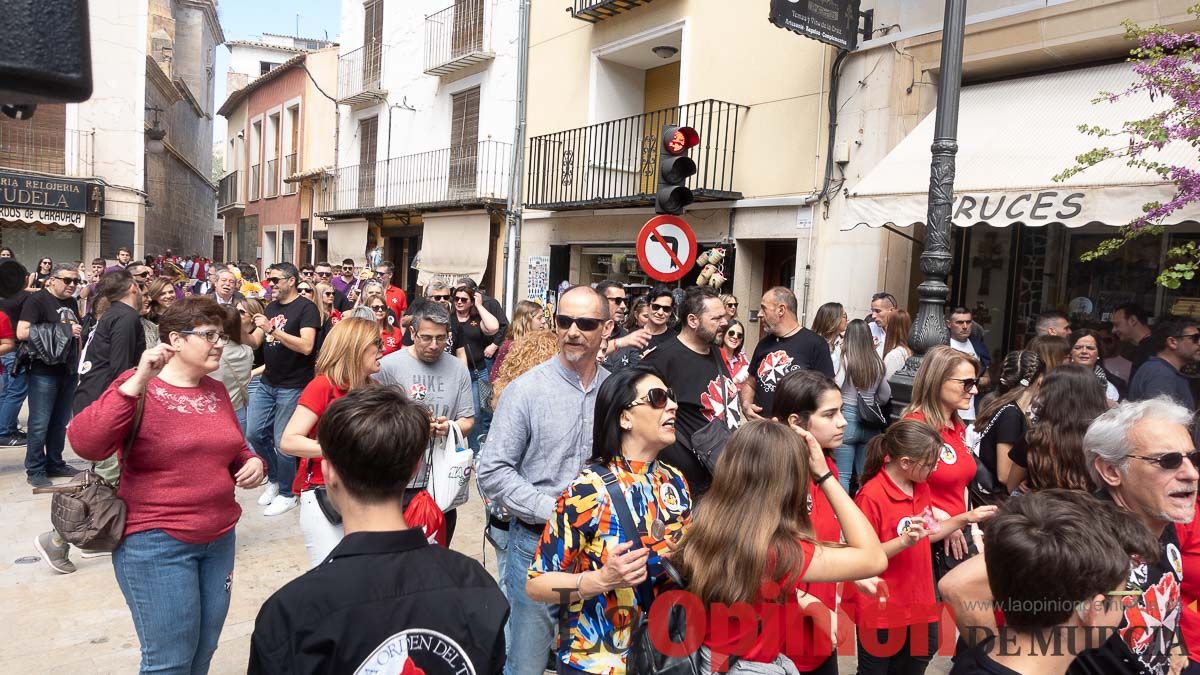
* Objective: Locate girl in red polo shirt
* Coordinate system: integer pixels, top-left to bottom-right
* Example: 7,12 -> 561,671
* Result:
901,345 -> 980,580
852,421 -> 997,675
676,419 -> 888,674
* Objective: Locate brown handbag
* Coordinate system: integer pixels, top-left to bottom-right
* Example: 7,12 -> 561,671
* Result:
34,395 -> 144,551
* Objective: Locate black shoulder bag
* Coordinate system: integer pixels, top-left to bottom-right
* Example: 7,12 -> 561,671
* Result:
689,351 -> 736,474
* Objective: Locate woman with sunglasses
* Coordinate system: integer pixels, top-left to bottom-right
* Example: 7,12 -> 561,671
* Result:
642,287 -> 675,353
1013,364 -> 1109,494
27,257 -> 52,290
313,282 -> 341,353
1069,328 -> 1125,404
68,297 -> 266,674
368,298 -> 404,356
719,319 -> 749,385
450,285 -> 500,449
721,294 -> 739,320
527,366 -> 692,674
901,344 -> 982,579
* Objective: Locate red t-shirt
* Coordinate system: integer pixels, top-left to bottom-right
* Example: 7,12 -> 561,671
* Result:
0,312 -> 13,374
849,470 -> 938,628
292,375 -> 345,493
381,326 -> 404,355
786,455 -> 840,671
384,285 -> 408,315
329,309 -> 342,326
1179,517 -> 1200,663
903,410 -> 974,516
704,540 -> 817,664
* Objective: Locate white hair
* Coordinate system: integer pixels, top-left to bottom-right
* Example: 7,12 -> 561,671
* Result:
1084,396 -> 1194,484
343,306 -> 376,321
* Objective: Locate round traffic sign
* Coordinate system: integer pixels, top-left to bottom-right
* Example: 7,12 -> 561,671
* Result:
636,215 -> 697,283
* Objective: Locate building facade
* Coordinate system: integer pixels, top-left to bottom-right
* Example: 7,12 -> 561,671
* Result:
519,0 -> 838,348
218,46 -> 339,269
319,0 -> 520,295
0,0 -> 223,267
824,0 -> 1200,356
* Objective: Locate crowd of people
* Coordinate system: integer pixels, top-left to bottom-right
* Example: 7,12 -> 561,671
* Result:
7,244 -> 1200,675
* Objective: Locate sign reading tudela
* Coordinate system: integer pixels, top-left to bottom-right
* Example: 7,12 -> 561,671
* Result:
0,171 -> 104,227
769,0 -> 861,51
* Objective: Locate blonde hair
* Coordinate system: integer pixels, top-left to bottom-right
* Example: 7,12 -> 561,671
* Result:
314,282 -> 334,324
903,344 -> 979,431
505,300 -> 544,341
314,317 -> 380,391
492,331 -> 559,408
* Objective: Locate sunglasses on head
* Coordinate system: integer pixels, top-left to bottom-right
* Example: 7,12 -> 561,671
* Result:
555,314 -> 604,332
626,388 -> 676,410
1128,451 -> 1200,471
651,303 -> 673,314
949,377 -> 980,391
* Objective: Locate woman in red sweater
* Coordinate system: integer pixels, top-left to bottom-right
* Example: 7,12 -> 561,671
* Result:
901,344 -> 980,580
69,296 -> 265,674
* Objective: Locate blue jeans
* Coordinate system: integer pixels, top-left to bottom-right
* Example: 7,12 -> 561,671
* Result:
246,379 -> 302,498
0,352 -> 28,436
469,361 -> 494,450
834,402 -> 879,492
504,523 -> 554,675
26,372 -> 76,477
114,529 -> 236,674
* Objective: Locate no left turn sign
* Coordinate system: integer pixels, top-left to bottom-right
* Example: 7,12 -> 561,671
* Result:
636,215 -> 697,283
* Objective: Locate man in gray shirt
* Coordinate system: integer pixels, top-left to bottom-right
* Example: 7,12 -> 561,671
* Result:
478,284 -> 612,675
375,302 -> 474,542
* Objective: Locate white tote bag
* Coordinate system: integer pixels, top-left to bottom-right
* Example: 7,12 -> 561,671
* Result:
427,421 -> 474,512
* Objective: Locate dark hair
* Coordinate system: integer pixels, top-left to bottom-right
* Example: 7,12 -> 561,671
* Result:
457,277 -> 479,292
723,319 -> 745,356
771,369 -> 840,427
884,309 -> 912,357
626,296 -> 649,331
1035,310 -> 1069,333
267,262 -> 299,281
315,260 -> 332,269
117,247 -> 131,256
91,257 -> 105,267
948,306 -> 972,318
376,261 -> 394,274
1026,364 -> 1108,492
810,302 -> 844,344
680,285 -> 721,326
452,285 -> 480,321
300,263 -> 315,273
157,296 -> 226,344
974,350 -> 1044,433
648,286 -> 674,307
0,247 -> 12,256
595,280 -> 624,298
871,292 -> 897,308
1113,303 -> 1149,326
766,286 -> 798,316
985,489 -> 1158,629
318,386 -> 431,503
1068,328 -> 1106,361
1026,335 -> 1070,372
591,365 -> 664,466
341,258 -> 355,266
97,269 -> 134,305
218,304 -> 244,346
843,318 -> 885,390
861,420 -> 942,486
1151,317 -> 1199,353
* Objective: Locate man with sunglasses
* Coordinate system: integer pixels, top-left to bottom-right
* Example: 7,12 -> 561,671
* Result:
942,398 -> 1197,675
375,302 -> 473,542
596,280 -> 651,360
1129,318 -> 1200,411
331,258 -> 357,297
314,262 -> 354,312
17,263 -> 84,488
247,262 -> 321,517
478,284 -> 612,675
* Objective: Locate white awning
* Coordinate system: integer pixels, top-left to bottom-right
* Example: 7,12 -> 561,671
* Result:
327,218 -> 369,266
414,212 -> 491,287
842,62 -> 1200,231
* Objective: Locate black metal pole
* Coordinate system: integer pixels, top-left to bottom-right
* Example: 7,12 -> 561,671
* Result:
889,0 -> 968,410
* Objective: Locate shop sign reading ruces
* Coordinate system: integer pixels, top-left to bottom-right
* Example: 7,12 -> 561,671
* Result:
952,190 -> 1085,223
0,171 -> 105,228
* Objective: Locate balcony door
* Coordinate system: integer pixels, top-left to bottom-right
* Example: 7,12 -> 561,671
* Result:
451,0 -> 483,59
358,117 -> 379,208
448,87 -> 480,199
363,0 -> 384,90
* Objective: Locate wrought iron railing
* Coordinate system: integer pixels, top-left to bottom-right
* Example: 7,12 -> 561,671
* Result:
218,170 -> 240,209
282,153 -> 297,195
249,164 -> 261,201
0,127 -> 95,177
526,99 -> 746,210
324,140 -> 512,213
424,0 -> 491,76
265,159 -> 279,198
338,43 -> 387,103
570,0 -> 654,23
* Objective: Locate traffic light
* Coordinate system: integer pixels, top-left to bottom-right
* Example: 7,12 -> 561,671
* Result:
655,125 -> 699,215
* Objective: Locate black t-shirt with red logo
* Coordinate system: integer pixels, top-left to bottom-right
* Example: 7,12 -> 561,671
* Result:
262,296 -> 321,389
640,336 -> 742,496
748,327 -> 836,416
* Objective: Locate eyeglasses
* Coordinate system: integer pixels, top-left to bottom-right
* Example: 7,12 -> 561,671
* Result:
414,333 -> 450,345
316,271 -> 333,278
727,332 -> 744,340
179,330 -> 230,346
555,314 -> 605,332
1174,333 -> 1200,344
651,303 -> 673,314
53,276 -> 80,286
266,276 -> 285,284
322,291 -> 334,297
133,271 -> 152,279
948,377 -> 980,391
626,388 -> 676,410
454,296 -> 470,304
609,296 -> 628,306
1128,451 -> 1200,470
430,294 -> 451,301
726,302 -> 738,309
370,305 -> 387,312
297,287 -> 314,295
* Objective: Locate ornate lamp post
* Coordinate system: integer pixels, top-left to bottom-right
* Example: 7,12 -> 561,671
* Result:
888,0 -> 969,408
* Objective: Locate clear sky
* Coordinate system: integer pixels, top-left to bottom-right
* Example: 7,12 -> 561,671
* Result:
212,1 -> 342,147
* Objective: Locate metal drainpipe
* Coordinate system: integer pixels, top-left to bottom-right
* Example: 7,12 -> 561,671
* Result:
502,0 -> 530,314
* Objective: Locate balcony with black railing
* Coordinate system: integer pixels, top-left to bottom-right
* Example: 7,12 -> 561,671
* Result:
318,140 -> 512,217
526,99 -> 746,211
570,0 -> 654,23
424,0 -> 493,76
338,43 -> 387,108
218,171 -> 242,213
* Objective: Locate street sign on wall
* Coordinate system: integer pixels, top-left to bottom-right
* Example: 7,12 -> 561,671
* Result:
636,215 -> 697,283
769,0 -> 861,51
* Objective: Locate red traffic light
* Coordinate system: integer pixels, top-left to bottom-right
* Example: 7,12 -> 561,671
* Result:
662,126 -> 700,155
